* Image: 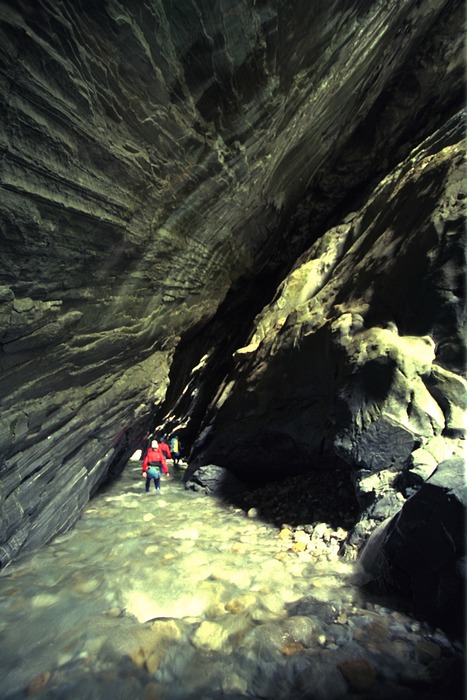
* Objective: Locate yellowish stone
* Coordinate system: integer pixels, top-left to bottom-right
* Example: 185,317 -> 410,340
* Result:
281,641 -> 304,656
291,541 -> 307,552
279,528 -> 293,539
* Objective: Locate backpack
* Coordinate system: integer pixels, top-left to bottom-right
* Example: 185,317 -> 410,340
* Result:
147,463 -> 161,478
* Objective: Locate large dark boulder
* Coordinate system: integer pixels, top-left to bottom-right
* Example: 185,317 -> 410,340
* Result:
184,464 -> 246,501
358,456 -> 465,638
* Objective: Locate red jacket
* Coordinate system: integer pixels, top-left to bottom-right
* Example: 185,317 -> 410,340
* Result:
142,447 -> 168,474
159,440 -> 172,460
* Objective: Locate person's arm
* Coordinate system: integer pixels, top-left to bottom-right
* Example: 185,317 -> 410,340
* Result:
141,450 -> 150,473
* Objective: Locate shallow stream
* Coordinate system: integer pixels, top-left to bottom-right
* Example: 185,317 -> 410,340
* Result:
0,460 -> 462,699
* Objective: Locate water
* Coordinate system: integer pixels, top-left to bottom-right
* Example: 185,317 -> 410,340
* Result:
0,460 -> 462,699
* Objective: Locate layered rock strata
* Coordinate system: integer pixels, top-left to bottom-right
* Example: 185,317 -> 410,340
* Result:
0,0 -> 465,573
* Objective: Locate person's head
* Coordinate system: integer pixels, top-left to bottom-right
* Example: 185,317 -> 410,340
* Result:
151,439 -> 158,448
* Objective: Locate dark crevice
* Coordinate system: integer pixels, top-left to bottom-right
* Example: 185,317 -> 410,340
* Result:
156,267 -> 287,451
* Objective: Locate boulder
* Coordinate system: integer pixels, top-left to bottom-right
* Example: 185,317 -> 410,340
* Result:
359,456 -> 465,638
184,464 -> 246,501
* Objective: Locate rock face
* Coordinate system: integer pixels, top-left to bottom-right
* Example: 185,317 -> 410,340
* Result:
359,456 -> 465,638
189,117 -> 466,537
0,0 -> 465,578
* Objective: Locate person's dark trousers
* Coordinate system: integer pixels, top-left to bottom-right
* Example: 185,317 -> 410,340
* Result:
145,476 -> 160,492
146,477 -> 155,492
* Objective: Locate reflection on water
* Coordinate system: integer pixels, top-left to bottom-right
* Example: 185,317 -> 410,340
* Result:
0,460 -> 463,699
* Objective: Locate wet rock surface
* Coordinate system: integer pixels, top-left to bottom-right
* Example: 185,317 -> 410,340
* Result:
185,451 -> 466,643
0,461 -> 463,700
184,115 -> 466,634
359,455 -> 465,639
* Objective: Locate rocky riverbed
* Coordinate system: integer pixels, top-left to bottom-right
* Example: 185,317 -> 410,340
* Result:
0,459 -> 463,700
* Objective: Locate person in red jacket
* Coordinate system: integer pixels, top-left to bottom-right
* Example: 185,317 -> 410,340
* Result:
158,436 -> 172,462
141,439 -> 169,494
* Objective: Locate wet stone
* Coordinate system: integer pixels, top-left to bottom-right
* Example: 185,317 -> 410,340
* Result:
338,657 -> 377,691
142,683 -> 165,700
415,639 -> 442,664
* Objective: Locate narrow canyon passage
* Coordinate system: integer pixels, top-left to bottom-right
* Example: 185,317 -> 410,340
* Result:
0,2 -> 464,698
0,459 -> 462,700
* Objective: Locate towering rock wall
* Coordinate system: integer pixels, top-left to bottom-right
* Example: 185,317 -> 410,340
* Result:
188,114 -> 465,526
0,0 -> 464,567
